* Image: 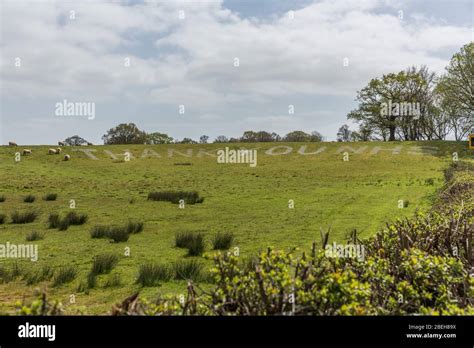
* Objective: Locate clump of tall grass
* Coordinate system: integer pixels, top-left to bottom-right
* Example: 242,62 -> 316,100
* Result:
175,231 -> 194,248
126,221 -> 144,234
44,193 -> 58,201
23,195 -> 36,203
104,273 -> 121,288
187,234 -> 205,256
90,222 -> 143,242
53,266 -> 78,287
58,218 -> 70,231
26,231 -> 44,241
136,262 -> 172,287
173,260 -> 203,281
175,232 -> 205,256
0,214 -> 6,224
24,265 -> 54,285
211,232 -> 234,250
91,254 -> 119,275
64,211 -> 88,225
0,263 -> 23,283
48,214 -> 60,229
53,212 -> 88,231
147,191 -> 204,204
11,211 -> 38,224
90,225 -> 110,239
107,227 -> 129,243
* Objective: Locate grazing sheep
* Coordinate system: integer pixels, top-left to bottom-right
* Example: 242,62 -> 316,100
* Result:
56,148 -> 62,153
64,154 -> 71,161
48,148 -> 57,155
8,142 -> 18,146
22,149 -> 32,156
58,141 -> 65,146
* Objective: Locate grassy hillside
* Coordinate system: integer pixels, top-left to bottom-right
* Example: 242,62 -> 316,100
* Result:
0,141 -> 470,314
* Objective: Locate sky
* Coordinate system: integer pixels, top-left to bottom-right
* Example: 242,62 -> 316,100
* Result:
0,0 -> 472,145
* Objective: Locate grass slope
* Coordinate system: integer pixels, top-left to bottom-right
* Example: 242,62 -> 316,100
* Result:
0,141 -> 470,313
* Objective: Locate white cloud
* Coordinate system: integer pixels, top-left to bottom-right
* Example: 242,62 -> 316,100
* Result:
0,0 -> 471,143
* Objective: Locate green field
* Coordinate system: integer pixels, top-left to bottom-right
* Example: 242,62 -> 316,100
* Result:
0,141 -> 469,314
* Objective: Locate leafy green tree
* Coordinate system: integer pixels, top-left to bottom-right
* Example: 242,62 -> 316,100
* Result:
199,135 -> 209,144
64,135 -> 88,146
102,123 -> 147,145
436,43 -> 473,140
284,130 -> 311,142
348,67 -> 436,141
337,125 -> 352,142
310,131 -> 324,142
146,132 -> 174,144
178,138 -> 197,144
213,135 -> 229,143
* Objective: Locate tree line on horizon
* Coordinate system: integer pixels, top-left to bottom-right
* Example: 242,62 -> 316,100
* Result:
64,43 -> 472,146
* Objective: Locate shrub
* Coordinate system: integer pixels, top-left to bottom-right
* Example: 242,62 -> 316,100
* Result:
136,263 -> 172,286
186,234 -> 205,256
0,214 -> 6,224
11,211 -> 38,224
48,214 -> 60,229
90,225 -> 110,239
0,195 -> 5,202
26,231 -> 44,241
23,195 -> 35,203
147,191 -> 203,204
173,260 -> 203,281
107,227 -> 129,243
126,221 -> 144,234
53,266 -> 78,287
44,193 -> 58,201
91,254 -> 119,275
211,232 -> 234,250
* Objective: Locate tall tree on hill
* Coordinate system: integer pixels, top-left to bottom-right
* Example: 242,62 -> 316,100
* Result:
336,125 -> 352,142
102,123 -> 147,144
436,43 -> 473,140
348,67 -> 437,141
